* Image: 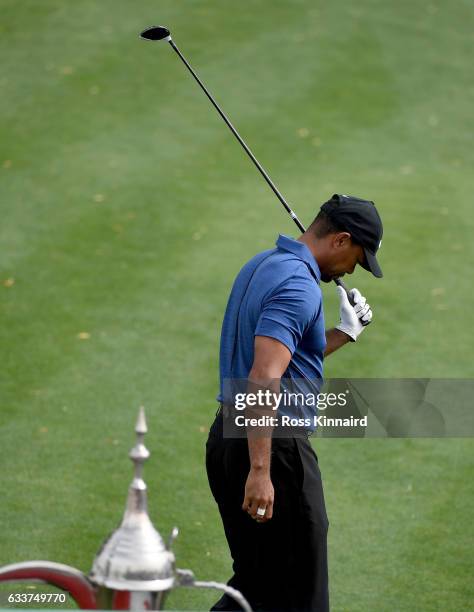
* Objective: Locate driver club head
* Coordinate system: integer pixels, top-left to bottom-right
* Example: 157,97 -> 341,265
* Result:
140,26 -> 171,42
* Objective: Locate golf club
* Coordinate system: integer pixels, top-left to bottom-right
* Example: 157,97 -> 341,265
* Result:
140,25 -> 361,309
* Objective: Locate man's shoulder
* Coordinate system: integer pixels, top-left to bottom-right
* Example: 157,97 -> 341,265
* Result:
234,246 -> 320,304
253,252 -> 322,317
257,252 -> 320,293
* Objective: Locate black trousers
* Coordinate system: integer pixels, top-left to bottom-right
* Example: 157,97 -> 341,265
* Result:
206,411 -> 329,612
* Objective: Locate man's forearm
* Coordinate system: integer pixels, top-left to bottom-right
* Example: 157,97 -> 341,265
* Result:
245,370 -> 280,471
324,328 -> 351,356
247,436 -> 272,473
240,337 -> 292,522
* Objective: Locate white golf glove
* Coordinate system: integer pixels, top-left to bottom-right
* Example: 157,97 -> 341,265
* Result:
335,286 -> 372,341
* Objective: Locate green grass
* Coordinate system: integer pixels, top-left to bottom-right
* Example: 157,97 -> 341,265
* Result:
1,1 -> 473,610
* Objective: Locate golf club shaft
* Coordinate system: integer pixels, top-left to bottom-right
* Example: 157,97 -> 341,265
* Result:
167,39 -> 351,299
168,39 -> 305,233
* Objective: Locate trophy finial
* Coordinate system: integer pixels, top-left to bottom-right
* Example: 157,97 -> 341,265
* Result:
90,407 -> 175,592
135,405 -> 147,435
128,406 -> 150,497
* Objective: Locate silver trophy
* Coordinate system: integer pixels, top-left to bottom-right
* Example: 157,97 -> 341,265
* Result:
0,408 -> 251,611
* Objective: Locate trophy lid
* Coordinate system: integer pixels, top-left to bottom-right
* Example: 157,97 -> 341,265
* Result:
89,408 -> 176,591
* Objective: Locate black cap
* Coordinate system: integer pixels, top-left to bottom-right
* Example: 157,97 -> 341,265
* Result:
321,194 -> 383,278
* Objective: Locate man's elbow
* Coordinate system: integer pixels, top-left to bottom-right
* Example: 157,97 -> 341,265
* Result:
248,365 -> 283,384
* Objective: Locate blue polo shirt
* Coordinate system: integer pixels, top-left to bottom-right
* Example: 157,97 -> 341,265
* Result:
218,235 -> 326,412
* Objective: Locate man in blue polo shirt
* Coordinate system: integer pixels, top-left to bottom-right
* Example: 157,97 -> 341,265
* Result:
206,194 -> 383,611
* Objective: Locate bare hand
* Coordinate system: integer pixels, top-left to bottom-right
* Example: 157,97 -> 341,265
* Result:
242,468 -> 274,523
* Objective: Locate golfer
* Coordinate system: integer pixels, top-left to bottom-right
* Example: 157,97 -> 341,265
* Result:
206,194 -> 383,611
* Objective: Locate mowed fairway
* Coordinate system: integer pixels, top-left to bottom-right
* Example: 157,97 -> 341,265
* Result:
1,1 -> 473,610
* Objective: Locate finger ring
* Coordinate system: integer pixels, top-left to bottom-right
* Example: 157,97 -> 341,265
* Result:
256,507 -> 266,517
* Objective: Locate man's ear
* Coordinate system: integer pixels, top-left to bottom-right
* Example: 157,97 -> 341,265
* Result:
332,232 -> 352,249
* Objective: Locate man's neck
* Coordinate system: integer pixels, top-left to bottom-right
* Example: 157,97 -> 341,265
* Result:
298,232 -> 329,273
298,232 -> 318,259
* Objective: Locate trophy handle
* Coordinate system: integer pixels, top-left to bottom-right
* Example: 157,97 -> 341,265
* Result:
175,569 -> 252,612
0,561 -> 98,609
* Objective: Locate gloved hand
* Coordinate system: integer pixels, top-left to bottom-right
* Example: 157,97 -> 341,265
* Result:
335,286 -> 372,341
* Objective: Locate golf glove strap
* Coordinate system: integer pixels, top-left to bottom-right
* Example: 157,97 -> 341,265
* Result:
335,286 -> 372,341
